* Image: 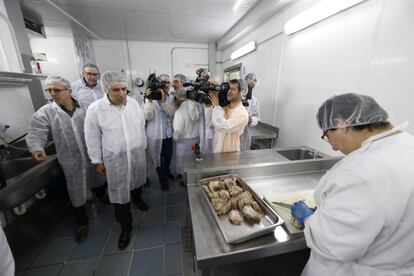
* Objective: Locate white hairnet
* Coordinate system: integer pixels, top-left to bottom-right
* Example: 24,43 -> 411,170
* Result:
81,63 -> 99,72
175,88 -> 187,100
316,93 -> 389,130
173,74 -> 187,83
46,75 -> 72,91
238,79 -> 248,96
244,73 -> 257,83
101,70 -> 126,92
158,74 -> 170,81
209,75 -> 221,84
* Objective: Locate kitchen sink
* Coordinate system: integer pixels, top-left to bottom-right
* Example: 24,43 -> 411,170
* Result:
1,158 -> 40,179
276,148 -> 327,161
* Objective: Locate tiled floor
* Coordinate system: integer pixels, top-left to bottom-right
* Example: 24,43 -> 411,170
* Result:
15,179 -> 196,276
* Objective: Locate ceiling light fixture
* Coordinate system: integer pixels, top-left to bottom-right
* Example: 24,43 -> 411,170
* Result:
230,41 -> 256,60
284,0 -> 367,35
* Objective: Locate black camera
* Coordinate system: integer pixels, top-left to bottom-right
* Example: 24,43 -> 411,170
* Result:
195,68 -> 209,82
242,86 -> 253,107
145,73 -> 167,101
185,82 -> 230,107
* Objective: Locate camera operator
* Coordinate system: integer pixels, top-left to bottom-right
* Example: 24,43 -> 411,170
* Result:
208,79 -> 249,153
144,74 -> 176,190
173,88 -> 200,186
240,73 -> 261,151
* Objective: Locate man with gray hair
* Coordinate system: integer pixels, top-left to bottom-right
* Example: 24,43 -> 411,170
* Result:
71,63 -> 104,107
291,93 -> 414,275
172,73 -> 187,92
85,70 -> 148,250
26,75 -> 93,243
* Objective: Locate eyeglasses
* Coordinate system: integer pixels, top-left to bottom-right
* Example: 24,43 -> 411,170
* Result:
110,87 -> 128,93
84,72 -> 99,77
321,128 -> 336,142
45,88 -> 67,93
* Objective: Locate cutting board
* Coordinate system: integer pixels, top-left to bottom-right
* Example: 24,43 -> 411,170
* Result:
263,189 -> 315,235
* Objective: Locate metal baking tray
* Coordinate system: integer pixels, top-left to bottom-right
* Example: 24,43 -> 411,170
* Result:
199,174 -> 284,244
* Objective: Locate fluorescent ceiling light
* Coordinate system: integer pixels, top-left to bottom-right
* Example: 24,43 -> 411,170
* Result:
284,0 -> 367,35
230,41 -> 256,60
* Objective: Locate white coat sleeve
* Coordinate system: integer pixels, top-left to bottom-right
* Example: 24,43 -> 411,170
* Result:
144,101 -> 154,121
0,226 -> 14,276
25,107 -> 51,153
188,101 -> 199,122
160,99 -> 176,118
173,110 -> 184,139
204,106 -> 213,128
212,106 -> 248,134
304,169 -> 385,262
84,107 -> 103,164
249,98 -> 260,127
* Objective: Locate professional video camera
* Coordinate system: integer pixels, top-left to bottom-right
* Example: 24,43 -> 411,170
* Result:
144,73 -> 167,101
195,68 -> 209,82
185,82 -> 230,107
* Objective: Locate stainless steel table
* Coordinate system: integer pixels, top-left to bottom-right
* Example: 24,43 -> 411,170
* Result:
184,150 -> 341,275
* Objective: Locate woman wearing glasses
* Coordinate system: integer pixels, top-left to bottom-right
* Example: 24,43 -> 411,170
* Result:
291,93 -> 414,275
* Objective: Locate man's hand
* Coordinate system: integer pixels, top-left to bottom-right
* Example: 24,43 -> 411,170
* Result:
208,93 -> 219,107
96,163 -> 106,176
160,89 -> 167,103
32,150 -> 47,161
145,88 -> 153,103
291,201 -> 315,229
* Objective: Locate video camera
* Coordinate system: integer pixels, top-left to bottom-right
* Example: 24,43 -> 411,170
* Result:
195,68 -> 209,82
144,73 -> 168,101
184,81 -> 230,107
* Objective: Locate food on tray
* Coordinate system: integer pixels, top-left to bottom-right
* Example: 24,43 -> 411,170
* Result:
229,210 -> 242,225
242,205 -> 263,222
202,176 -> 264,225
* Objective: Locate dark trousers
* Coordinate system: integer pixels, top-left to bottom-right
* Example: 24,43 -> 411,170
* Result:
73,204 -> 88,227
156,137 -> 173,183
113,186 -> 143,231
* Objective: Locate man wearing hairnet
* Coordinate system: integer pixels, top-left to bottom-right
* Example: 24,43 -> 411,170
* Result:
173,88 -> 200,186
172,73 -> 187,91
208,79 -> 249,153
290,93 -> 414,275
0,224 -> 14,276
240,73 -> 260,151
71,63 -> 108,204
144,74 -> 176,190
84,70 -> 148,250
26,75 -> 93,243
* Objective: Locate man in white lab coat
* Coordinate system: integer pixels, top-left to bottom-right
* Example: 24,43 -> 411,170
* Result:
0,224 -> 14,276
291,93 -> 414,276
84,70 -> 148,250
240,73 -> 260,152
173,88 -> 200,185
208,79 -> 249,153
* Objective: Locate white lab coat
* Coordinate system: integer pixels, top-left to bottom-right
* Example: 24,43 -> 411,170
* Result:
202,105 -> 214,154
0,225 -> 14,276
71,78 -> 104,108
173,100 -> 200,175
26,100 -> 91,207
84,96 -> 147,204
144,95 -> 176,168
211,102 -> 249,153
240,96 -> 260,152
303,123 -> 414,276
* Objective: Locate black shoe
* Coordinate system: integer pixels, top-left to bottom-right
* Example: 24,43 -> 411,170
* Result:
97,193 -> 110,204
118,230 -> 131,250
161,182 -> 169,191
176,174 -> 183,180
76,225 -> 89,243
133,197 -> 148,211
144,177 -> 150,187
167,173 -> 175,180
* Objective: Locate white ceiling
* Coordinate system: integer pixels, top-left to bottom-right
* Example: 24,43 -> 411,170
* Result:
21,0 -> 262,42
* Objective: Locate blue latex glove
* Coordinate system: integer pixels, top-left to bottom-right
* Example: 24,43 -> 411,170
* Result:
291,201 -> 315,228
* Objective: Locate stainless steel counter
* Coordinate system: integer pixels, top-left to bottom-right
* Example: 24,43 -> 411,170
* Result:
184,150 -> 341,273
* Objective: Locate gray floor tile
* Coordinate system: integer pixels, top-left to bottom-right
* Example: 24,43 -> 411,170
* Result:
31,237 -> 76,267
112,210 -> 142,231
129,247 -> 164,276
165,244 -> 183,275
47,218 -> 75,240
141,194 -> 166,208
140,207 -> 165,225
94,252 -> 132,276
89,214 -> 116,234
103,230 -> 137,255
59,258 -> 98,276
16,241 -> 47,270
134,224 -> 164,249
166,192 -> 187,206
166,205 -> 187,225
69,232 -> 108,261
164,222 -> 183,244
24,264 -> 62,276
168,274 -> 183,276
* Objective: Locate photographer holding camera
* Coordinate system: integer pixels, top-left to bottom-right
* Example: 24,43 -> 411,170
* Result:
240,73 -> 261,151
144,74 -> 176,190
208,79 -> 249,153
